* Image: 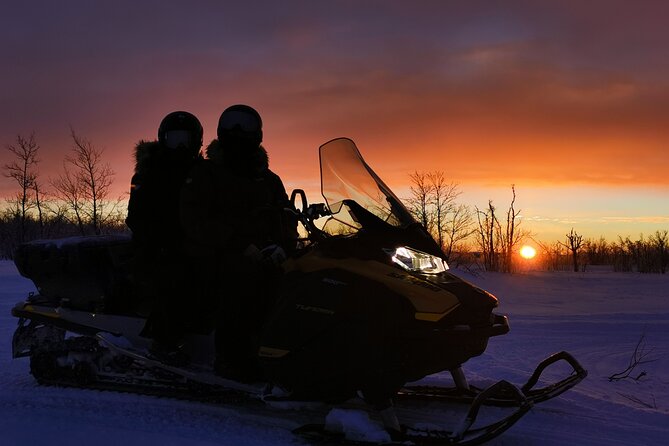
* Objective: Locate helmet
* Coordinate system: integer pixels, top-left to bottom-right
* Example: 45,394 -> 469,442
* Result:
217,104 -> 263,145
158,111 -> 203,155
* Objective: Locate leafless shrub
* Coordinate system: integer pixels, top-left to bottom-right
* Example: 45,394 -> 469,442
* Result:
475,185 -> 531,272
608,332 -> 657,382
4,133 -> 40,243
561,228 -> 584,273
404,171 -> 474,264
51,128 -> 117,235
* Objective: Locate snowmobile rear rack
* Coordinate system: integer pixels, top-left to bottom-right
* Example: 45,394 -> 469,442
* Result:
398,350 -> 587,407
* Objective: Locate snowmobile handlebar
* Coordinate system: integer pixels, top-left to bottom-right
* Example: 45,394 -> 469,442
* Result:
288,189 -> 332,242
289,189 -> 331,220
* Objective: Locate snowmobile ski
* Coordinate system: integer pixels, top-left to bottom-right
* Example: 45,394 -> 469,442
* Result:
294,380 -> 532,446
398,351 -> 587,407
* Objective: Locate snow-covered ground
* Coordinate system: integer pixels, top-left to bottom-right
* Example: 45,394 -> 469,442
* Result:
1,260 -> 668,445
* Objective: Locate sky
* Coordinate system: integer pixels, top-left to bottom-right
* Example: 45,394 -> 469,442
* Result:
1,0 -> 667,243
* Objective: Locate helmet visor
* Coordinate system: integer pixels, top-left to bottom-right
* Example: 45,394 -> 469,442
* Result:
218,110 -> 261,133
164,130 -> 192,149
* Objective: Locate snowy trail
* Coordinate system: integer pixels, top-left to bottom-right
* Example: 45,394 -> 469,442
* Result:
2,261 -> 669,445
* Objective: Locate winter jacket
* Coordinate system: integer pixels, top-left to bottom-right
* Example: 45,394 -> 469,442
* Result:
180,139 -> 297,262
126,140 -> 201,256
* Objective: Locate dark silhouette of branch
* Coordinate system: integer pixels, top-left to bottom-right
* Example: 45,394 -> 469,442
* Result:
608,332 -> 657,382
51,128 -> 115,235
405,170 -> 472,263
561,228 -> 584,272
4,133 -> 40,242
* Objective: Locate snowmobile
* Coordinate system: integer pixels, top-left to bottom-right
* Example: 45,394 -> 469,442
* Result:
10,137 -> 586,445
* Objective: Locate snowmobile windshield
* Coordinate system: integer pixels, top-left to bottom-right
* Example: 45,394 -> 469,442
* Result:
319,138 -> 416,234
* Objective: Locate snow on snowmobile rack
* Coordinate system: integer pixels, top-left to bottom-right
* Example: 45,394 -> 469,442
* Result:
9,137 -> 587,445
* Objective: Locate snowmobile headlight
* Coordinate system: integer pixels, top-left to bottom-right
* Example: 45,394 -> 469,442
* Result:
389,246 -> 449,274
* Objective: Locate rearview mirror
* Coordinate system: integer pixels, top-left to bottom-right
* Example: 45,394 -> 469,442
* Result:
290,189 -> 308,211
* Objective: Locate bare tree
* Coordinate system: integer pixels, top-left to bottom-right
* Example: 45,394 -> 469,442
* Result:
69,128 -> 115,234
4,133 -> 40,242
548,241 -> 568,270
407,171 -> 433,232
563,228 -> 584,272
612,232 -> 669,273
650,230 -> 668,274
52,167 -> 87,234
405,171 -> 473,264
476,200 -> 500,271
503,184 -> 532,273
443,203 -> 474,263
51,128 -> 116,235
32,180 -> 46,238
583,236 -> 610,267
429,171 -> 460,251
475,186 -> 530,272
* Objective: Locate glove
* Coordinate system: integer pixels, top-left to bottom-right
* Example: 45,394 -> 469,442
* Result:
241,244 -> 286,272
260,244 -> 287,268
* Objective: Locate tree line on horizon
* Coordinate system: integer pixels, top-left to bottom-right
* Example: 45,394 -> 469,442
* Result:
1,132 -> 667,274
402,170 -> 668,274
0,132 -> 126,257
535,230 -> 668,274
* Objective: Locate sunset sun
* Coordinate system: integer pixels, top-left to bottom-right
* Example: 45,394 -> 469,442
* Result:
519,245 -> 537,259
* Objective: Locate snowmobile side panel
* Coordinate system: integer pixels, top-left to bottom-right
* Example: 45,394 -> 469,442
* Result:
260,266 -> 418,402
96,333 -> 266,395
12,301 -> 149,347
12,302 -> 102,337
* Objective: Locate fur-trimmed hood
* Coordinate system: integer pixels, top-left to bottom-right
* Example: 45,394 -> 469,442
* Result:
133,140 -> 200,174
205,139 -> 269,177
